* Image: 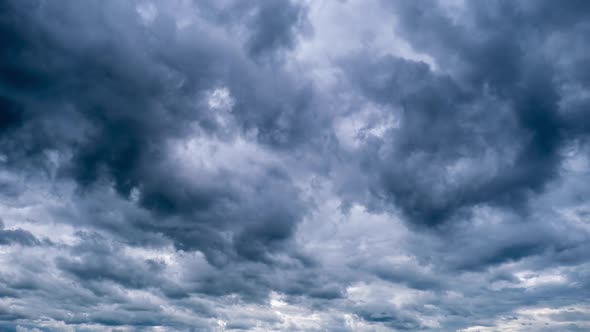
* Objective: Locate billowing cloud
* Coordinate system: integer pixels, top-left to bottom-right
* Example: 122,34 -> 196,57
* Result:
1,0 -> 590,331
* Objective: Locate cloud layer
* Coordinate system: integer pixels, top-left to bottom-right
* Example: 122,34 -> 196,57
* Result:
1,0 -> 590,331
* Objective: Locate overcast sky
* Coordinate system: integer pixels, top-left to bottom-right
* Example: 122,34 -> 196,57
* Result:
1,0 -> 590,331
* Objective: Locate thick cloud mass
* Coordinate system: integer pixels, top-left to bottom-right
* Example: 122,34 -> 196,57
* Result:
1,0 -> 590,331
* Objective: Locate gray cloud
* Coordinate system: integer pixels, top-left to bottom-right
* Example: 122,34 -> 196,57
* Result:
1,0 -> 590,331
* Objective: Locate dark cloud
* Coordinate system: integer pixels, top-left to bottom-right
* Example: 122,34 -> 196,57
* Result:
0,0 -> 315,267
0,218 -> 41,246
335,0 -> 590,228
356,308 -> 423,331
244,0 -> 309,58
0,229 -> 40,246
0,0 -> 590,331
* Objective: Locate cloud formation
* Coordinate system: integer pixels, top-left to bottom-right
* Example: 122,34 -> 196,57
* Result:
1,0 -> 590,331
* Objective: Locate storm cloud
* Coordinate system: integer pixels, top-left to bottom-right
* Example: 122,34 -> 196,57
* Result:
1,0 -> 590,331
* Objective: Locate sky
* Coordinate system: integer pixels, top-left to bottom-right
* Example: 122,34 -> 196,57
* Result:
1,0 -> 590,331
